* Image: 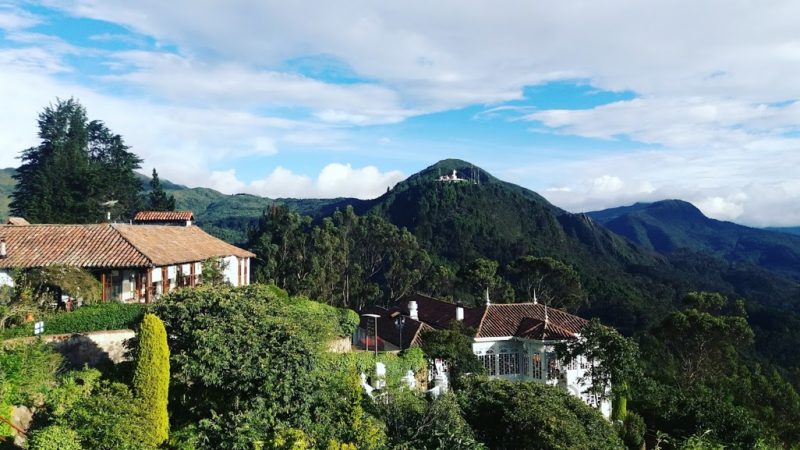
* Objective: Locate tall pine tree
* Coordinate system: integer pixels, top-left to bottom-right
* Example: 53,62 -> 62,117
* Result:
11,98 -> 143,223
146,168 -> 176,211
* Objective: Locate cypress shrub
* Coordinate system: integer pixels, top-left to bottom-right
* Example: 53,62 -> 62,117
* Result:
27,425 -> 82,450
132,313 -> 170,446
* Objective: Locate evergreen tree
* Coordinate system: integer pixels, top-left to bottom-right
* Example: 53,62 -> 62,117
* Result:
11,98 -> 143,223
146,168 -> 176,211
132,313 -> 170,446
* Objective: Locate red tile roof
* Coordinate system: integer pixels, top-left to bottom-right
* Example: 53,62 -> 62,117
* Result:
374,295 -> 588,342
133,211 -> 194,222
0,223 -> 253,269
476,303 -> 587,339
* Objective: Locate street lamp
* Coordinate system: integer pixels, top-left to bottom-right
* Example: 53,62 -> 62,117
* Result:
395,315 -> 406,351
362,313 -> 381,357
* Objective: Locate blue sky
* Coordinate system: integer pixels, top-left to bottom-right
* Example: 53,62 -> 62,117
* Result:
1,1 -> 800,226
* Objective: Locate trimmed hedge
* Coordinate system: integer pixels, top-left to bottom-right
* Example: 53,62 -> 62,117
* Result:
0,302 -> 145,339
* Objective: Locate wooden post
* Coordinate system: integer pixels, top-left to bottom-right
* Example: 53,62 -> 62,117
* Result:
145,268 -> 153,303
162,267 -> 169,294
190,262 -> 196,287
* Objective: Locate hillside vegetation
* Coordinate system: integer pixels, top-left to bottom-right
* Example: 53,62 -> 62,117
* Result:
588,199 -> 800,281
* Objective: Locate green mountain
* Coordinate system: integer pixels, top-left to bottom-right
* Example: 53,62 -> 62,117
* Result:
587,199 -> 800,281
0,167 -> 356,243
337,160 -> 799,333
765,226 -> 800,236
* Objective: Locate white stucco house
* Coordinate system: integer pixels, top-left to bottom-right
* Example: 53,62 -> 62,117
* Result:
0,212 -> 254,302
356,293 -> 612,418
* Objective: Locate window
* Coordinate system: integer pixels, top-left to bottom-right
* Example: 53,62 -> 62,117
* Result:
499,353 -> 520,376
547,352 -> 559,380
531,353 -> 542,379
480,351 -> 497,376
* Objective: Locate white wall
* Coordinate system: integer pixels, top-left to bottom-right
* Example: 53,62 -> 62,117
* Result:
223,256 -> 239,286
0,269 -> 14,288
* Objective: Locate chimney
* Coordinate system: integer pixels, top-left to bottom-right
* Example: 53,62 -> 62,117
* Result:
533,288 -> 538,305
408,300 -> 419,321
456,306 -> 464,321
484,287 -> 491,305
106,211 -> 111,222
0,239 -> 6,258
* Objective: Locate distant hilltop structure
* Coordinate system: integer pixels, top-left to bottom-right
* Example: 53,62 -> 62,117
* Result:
437,168 -> 479,184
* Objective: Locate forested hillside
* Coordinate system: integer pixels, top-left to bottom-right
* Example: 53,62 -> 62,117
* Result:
587,199 -> 800,281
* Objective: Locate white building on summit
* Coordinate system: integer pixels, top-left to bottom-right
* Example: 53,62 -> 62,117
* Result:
437,169 -> 467,182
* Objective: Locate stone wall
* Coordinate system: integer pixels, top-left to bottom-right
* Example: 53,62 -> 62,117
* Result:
7,329 -> 135,369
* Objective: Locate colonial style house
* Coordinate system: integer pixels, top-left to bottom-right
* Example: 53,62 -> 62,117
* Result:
356,293 -> 611,418
0,217 -> 254,302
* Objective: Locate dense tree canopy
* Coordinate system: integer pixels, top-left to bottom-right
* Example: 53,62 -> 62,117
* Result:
145,168 -> 176,211
11,98 -> 144,223
249,205 -> 431,310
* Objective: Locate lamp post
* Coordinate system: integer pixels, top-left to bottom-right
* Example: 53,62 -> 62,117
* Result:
362,313 -> 381,357
395,315 -> 406,352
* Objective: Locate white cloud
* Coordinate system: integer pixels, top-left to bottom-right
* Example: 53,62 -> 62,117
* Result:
0,5 -> 40,31
695,196 -> 745,221
231,163 -> 405,199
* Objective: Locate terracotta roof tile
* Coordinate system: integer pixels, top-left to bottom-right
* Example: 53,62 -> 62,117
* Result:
133,211 -> 194,222
112,224 -> 254,265
382,294 -> 588,342
0,223 -> 254,269
477,303 -> 587,339
0,224 -> 149,268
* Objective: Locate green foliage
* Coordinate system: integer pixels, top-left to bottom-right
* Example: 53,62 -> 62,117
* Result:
458,377 -> 623,450
151,284 -> 321,448
0,302 -> 144,339
11,98 -> 144,223
557,318 -> 641,418
146,168 -> 176,211
458,258 -> 505,303
45,368 -> 102,418
132,313 -> 170,446
200,257 -> 228,285
14,265 -> 102,306
420,322 -> 485,386
589,199 -> 800,281
307,369 -> 386,450
320,347 -> 427,389
249,205 -> 431,310
505,256 -> 586,310
650,292 -> 754,386
63,381 -> 155,450
618,411 -> 645,450
378,390 -> 486,450
0,342 -> 61,407
27,425 -> 82,450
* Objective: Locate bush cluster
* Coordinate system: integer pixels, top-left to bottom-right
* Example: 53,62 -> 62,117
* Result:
0,302 -> 144,339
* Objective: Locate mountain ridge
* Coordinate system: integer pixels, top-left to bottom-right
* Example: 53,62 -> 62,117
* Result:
587,199 -> 800,281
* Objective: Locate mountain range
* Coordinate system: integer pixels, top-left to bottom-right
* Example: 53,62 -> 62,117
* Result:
2,160 -> 799,312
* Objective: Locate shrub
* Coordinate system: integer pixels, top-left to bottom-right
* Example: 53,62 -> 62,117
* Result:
619,411 -> 646,449
64,381 -> 154,450
27,425 -> 82,450
0,302 -> 144,339
132,313 -> 170,446
458,377 -> 623,449
0,341 -> 61,405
